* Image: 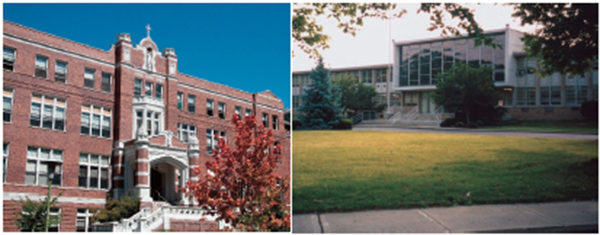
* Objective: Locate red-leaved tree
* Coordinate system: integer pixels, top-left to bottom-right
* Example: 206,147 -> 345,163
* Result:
183,115 -> 290,231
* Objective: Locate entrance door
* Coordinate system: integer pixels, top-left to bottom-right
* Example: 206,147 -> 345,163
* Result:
150,168 -> 164,201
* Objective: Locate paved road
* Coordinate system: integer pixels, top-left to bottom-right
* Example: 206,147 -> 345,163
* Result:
293,201 -> 599,233
353,126 -> 598,140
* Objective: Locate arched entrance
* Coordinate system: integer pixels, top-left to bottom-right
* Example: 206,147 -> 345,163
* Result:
149,156 -> 188,205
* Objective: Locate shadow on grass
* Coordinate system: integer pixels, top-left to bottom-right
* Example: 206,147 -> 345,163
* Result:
293,148 -> 598,214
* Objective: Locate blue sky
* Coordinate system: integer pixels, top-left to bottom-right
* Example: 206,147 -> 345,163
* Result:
4,3 -> 291,108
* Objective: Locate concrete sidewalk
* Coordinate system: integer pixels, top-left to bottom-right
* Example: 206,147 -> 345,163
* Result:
293,201 -> 598,233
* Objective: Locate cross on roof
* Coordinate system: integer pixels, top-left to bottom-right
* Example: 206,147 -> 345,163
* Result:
146,24 -> 151,38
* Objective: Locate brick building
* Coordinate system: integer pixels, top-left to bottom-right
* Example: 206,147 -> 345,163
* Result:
3,20 -> 290,232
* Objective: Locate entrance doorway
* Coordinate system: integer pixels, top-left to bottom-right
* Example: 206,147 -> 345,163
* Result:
150,168 -> 164,201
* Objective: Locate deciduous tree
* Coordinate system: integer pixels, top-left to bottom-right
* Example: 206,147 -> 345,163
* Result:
433,63 -> 501,125
184,115 -> 290,231
512,3 -> 598,76
293,3 -> 488,59
13,195 -> 62,232
332,74 -> 379,116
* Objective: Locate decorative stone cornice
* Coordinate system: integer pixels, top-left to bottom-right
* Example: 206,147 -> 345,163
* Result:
117,33 -> 131,43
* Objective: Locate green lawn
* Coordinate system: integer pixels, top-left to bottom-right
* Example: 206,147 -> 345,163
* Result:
293,130 -> 598,213
482,120 -> 598,133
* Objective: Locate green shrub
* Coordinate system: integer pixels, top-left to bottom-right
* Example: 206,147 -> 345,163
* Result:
467,122 -> 478,128
441,117 -> 462,127
334,118 -> 353,130
91,195 -> 140,223
454,121 -> 465,127
475,120 -> 484,127
581,101 -> 598,121
292,117 -> 302,130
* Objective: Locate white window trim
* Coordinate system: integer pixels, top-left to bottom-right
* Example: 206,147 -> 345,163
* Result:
84,68 -> 95,89
101,72 -> 112,93
30,94 -> 66,131
25,146 -> 63,186
4,88 -> 14,123
34,55 -> 48,75
262,113 -> 269,128
55,60 -> 68,83
188,94 -> 196,113
21,208 -> 61,232
76,208 -> 93,232
3,143 -> 9,183
134,78 -> 143,96
132,108 -> 163,138
177,123 -> 197,143
272,114 -> 278,130
4,46 -> 16,72
206,99 -> 214,117
145,81 -> 153,96
79,153 -> 111,190
177,92 -> 184,110
81,104 -> 112,138
218,102 -> 226,119
206,129 -> 226,154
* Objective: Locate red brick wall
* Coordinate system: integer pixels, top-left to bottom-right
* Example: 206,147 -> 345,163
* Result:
505,106 -> 585,120
155,219 -> 219,232
3,200 -> 104,232
3,20 -> 291,230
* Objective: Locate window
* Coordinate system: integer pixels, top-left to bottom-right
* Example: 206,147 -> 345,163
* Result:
177,92 -> 183,110
206,99 -> 214,117
134,109 -> 162,136
55,61 -> 67,83
188,95 -> 195,113
135,111 -> 143,132
272,114 -> 278,130
134,79 -> 142,95
76,208 -> 93,232
3,143 -> 8,183
206,129 -> 226,154
101,73 -> 112,93
26,146 -> 63,186
30,94 -> 66,131
79,153 -> 110,189
292,96 -> 300,108
4,88 -> 13,122
178,123 -> 196,143
245,108 -> 251,117
81,104 -> 111,138
145,81 -> 153,96
147,111 -> 160,135
218,102 -> 226,119
3,47 -> 15,71
156,84 -> 163,99
262,113 -> 268,128
35,55 -> 48,78
84,68 -> 95,89
235,106 -> 242,120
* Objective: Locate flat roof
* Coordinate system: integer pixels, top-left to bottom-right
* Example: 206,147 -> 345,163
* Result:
293,63 -> 391,75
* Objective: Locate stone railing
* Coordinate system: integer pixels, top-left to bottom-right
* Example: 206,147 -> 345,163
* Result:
91,205 -> 230,232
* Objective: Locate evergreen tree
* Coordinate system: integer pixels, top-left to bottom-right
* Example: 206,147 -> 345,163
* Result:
298,58 -> 342,129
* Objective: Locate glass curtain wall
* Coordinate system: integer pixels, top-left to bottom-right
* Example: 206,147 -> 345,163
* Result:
398,33 -> 505,87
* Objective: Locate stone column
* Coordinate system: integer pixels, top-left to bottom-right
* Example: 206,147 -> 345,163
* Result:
111,142 -> 125,200
186,135 -> 201,206
135,126 -> 152,209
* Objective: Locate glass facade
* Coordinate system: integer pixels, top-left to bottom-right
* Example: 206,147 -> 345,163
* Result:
398,33 -> 505,87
